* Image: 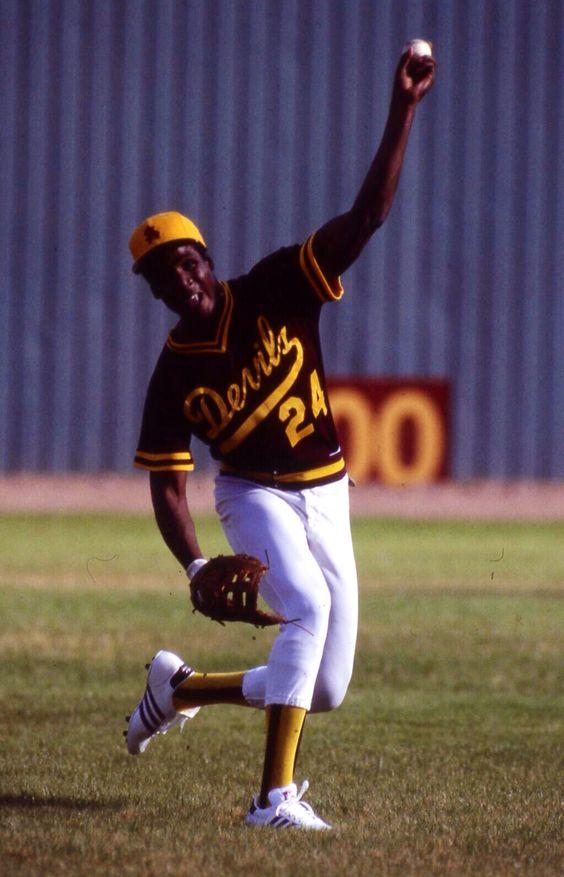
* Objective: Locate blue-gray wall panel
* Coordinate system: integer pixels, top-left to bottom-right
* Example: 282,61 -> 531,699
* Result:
0,0 -> 562,478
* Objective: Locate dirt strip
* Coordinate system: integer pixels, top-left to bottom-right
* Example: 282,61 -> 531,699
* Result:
0,474 -> 563,520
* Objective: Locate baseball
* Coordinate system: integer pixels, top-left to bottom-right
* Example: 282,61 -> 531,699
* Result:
403,38 -> 433,58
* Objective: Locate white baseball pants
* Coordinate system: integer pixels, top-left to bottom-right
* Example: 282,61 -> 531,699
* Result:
214,473 -> 358,713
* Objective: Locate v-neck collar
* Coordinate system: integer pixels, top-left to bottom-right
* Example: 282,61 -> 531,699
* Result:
166,281 -> 233,355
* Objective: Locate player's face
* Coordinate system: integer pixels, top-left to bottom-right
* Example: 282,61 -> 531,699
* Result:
146,244 -> 220,320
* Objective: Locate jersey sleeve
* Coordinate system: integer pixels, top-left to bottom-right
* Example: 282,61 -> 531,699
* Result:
298,232 -> 344,302
243,232 -> 344,308
134,361 -> 194,473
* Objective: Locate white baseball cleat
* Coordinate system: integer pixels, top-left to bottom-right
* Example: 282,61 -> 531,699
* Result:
245,780 -> 331,830
125,650 -> 200,755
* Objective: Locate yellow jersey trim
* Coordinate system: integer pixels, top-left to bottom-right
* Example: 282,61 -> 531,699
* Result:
299,233 -> 344,302
134,462 -> 195,472
134,449 -> 194,472
219,457 -> 345,484
299,244 -> 325,302
166,281 -> 233,355
135,450 -> 193,462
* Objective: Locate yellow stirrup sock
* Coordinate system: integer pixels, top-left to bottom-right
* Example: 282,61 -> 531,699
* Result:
172,670 -> 247,709
259,705 -> 307,808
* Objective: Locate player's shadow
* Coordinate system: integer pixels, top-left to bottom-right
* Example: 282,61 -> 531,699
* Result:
0,793 -> 123,811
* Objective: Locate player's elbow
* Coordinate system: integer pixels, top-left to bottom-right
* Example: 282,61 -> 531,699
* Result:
346,208 -> 386,257
360,207 -> 387,234
150,469 -> 187,508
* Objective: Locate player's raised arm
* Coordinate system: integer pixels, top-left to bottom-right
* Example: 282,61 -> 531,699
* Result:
313,46 -> 436,278
149,470 -> 205,569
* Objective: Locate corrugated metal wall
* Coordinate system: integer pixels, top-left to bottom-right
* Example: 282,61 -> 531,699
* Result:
0,0 -> 562,478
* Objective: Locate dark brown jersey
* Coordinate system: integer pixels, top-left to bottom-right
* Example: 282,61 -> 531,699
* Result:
134,233 -> 347,490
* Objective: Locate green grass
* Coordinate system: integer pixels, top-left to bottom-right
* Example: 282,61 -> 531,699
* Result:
1,513 -> 562,876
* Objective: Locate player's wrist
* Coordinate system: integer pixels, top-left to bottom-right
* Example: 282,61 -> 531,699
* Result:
390,88 -> 418,115
186,557 -> 208,580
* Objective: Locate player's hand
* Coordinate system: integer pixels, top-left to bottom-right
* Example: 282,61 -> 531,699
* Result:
393,48 -> 436,106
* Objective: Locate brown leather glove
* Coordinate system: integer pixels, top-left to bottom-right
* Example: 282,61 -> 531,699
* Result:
189,554 -> 285,627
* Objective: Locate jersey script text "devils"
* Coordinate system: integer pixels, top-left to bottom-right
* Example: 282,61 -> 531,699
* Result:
183,316 -> 304,449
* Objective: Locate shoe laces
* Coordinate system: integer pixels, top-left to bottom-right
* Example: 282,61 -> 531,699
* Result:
275,780 -> 314,818
157,714 -> 188,736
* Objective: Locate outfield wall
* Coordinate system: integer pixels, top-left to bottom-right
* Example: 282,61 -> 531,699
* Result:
1,0 -> 563,479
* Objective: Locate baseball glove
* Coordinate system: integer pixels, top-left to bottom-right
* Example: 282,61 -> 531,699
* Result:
189,554 -> 285,627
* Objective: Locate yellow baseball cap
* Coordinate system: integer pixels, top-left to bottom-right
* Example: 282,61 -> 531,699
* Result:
129,211 -> 206,272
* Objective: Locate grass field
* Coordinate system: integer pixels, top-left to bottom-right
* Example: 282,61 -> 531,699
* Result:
1,512 -> 562,876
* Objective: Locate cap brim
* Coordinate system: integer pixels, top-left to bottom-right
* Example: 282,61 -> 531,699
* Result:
131,238 -> 203,275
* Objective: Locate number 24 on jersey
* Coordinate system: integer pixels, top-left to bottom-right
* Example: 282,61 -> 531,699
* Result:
278,369 -> 328,448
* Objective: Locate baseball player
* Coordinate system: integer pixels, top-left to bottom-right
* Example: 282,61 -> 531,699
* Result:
125,47 -> 435,829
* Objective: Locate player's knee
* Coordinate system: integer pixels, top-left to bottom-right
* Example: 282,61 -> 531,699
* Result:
291,593 -> 330,635
309,676 -> 350,713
